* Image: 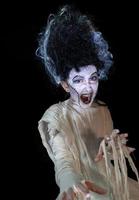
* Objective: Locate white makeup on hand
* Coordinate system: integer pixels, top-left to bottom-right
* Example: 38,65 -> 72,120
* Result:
67,65 -> 99,109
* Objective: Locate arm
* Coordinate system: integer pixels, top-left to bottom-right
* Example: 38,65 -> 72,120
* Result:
49,130 -> 83,192
50,132 -> 107,199
38,120 -> 83,192
38,120 -> 107,199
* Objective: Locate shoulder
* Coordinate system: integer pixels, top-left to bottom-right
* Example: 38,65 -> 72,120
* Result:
94,100 -> 111,114
93,99 -> 107,109
96,100 -> 113,122
95,99 -> 107,106
38,101 -> 65,124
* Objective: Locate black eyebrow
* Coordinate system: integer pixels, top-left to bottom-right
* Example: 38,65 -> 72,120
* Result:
90,72 -> 98,76
72,71 -> 98,81
72,75 -> 84,81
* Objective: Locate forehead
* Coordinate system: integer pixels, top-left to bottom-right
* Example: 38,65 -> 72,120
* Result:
68,65 -> 97,79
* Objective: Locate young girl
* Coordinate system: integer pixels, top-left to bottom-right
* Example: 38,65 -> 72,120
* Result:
37,5 -> 139,200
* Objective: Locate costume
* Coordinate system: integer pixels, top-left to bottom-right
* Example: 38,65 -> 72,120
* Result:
37,5 -> 139,199
38,99 -> 139,200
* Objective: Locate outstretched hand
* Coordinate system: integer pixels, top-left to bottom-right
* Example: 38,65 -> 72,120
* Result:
95,129 -> 136,162
58,180 -> 107,200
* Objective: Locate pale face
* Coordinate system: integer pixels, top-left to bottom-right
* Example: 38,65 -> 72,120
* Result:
64,65 -> 99,109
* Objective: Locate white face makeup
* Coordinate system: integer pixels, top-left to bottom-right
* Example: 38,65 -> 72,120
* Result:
67,65 -> 99,109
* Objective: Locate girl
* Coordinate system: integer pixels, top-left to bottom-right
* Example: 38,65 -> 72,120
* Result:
37,5 -> 139,200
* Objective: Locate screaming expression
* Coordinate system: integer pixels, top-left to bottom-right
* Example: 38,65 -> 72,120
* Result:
67,65 -> 99,109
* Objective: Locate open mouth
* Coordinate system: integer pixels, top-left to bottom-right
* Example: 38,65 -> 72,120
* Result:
80,93 -> 92,104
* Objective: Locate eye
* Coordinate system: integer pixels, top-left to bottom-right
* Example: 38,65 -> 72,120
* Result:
73,79 -> 83,83
90,76 -> 98,81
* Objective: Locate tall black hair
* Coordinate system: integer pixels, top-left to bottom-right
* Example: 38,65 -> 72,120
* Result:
36,5 -> 113,85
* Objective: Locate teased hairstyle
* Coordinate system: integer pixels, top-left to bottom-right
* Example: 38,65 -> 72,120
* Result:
36,5 -> 113,85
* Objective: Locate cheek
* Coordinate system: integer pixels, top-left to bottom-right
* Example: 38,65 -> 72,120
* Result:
94,86 -> 98,93
68,82 -> 80,93
68,82 -> 99,95
69,84 -> 81,97
93,82 -> 99,92
73,85 -> 82,93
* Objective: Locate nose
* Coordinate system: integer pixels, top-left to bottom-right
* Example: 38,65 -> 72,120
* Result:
84,81 -> 92,92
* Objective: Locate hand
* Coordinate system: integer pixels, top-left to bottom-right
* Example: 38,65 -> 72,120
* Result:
58,180 -> 107,200
95,129 -> 136,162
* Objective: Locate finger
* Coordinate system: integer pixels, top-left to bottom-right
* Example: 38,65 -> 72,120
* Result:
94,153 -> 103,162
105,135 -> 111,142
76,183 -> 89,194
127,147 -> 136,153
85,193 -> 91,200
119,133 -> 128,139
97,141 -> 104,156
73,183 -> 90,199
59,191 -> 67,200
121,138 -> 128,145
112,129 -> 120,137
94,143 -> 104,162
67,187 -> 76,200
84,181 -> 107,195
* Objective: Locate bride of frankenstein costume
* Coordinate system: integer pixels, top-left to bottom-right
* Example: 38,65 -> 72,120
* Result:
37,5 -> 139,199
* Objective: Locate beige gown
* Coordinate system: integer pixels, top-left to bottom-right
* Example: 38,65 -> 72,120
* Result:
38,99 -> 139,200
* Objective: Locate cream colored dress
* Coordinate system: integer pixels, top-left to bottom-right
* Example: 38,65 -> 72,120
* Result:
38,99 -> 139,200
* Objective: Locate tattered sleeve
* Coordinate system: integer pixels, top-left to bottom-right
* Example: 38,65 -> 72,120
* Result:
38,106 -> 83,193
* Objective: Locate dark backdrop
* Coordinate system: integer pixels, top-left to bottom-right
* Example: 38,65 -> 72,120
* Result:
3,0 -> 139,199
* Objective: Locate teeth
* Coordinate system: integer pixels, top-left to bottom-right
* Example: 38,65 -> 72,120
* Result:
82,94 -> 90,96
83,95 -> 89,97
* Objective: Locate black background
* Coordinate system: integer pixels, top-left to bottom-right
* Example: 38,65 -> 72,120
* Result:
2,0 -> 139,199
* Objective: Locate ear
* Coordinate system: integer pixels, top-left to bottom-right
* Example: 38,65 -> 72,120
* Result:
61,81 -> 70,93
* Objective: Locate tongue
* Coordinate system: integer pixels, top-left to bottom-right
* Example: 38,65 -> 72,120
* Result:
81,95 -> 91,104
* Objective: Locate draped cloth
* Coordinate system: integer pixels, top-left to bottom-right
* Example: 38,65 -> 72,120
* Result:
38,99 -> 139,200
